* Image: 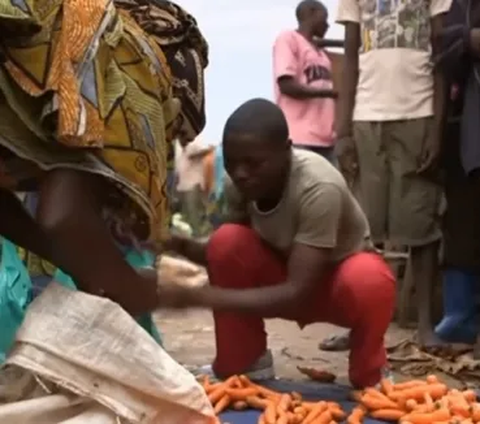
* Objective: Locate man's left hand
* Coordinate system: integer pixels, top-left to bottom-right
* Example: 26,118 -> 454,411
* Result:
157,283 -> 200,309
417,132 -> 440,174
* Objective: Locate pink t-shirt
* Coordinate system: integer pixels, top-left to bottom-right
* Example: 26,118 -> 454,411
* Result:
273,30 -> 335,147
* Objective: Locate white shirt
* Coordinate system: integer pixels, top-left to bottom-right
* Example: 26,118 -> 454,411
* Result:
175,138 -> 212,192
336,0 -> 452,121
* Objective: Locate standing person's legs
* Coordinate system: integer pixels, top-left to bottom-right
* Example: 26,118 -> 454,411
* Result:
207,224 -> 395,388
317,122 -> 389,352
386,118 -> 443,346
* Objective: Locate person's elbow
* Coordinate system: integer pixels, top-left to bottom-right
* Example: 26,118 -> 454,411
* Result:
277,76 -> 297,97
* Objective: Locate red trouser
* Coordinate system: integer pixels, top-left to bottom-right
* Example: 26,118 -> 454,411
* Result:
207,224 -> 396,388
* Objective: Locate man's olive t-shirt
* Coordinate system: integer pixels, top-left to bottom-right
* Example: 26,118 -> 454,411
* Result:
225,149 -> 370,262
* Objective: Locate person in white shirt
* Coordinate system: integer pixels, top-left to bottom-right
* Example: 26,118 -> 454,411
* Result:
175,138 -> 213,236
329,0 -> 451,350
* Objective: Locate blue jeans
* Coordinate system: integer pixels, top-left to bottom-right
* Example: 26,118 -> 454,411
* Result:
295,144 -> 336,165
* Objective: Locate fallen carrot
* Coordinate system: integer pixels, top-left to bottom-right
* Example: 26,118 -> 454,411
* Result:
389,383 -> 448,402
347,406 -> 366,424
426,375 -> 439,384
381,378 -> 394,395
208,386 -> 226,404
264,401 -> 277,424
213,394 -> 231,414
393,380 -> 427,391
276,394 -> 291,413
232,400 -> 248,410
225,387 -> 259,400
370,408 -> 405,420
311,409 -> 332,424
361,393 -> 398,410
303,401 -> 327,424
401,408 -> 450,424
247,396 -> 269,410
276,411 -> 289,424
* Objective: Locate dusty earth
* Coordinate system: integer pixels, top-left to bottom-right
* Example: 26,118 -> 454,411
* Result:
154,310 -> 413,385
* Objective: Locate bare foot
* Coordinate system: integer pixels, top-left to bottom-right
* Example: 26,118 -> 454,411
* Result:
417,330 -> 447,354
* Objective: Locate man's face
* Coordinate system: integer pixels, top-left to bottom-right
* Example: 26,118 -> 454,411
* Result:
312,7 -> 329,38
223,135 -> 288,201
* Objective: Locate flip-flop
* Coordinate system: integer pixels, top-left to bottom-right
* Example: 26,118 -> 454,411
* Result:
318,332 -> 350,352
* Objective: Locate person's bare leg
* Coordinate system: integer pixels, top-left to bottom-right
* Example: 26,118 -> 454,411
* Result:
34,169 -> 159,315
412,241 -> 442,347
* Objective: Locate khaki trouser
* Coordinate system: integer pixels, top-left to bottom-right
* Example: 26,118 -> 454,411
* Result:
353,118 -> 443,247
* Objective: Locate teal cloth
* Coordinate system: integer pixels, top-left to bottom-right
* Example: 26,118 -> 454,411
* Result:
0,238 -> 162,363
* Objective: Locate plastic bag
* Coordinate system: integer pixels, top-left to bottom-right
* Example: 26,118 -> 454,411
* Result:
0,239 -> 32,363
0,283 -> 215,424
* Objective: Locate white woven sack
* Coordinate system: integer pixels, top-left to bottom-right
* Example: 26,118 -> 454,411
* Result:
0,283 -> 214,424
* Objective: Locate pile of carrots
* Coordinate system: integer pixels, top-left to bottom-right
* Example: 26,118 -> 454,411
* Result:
200,373 -> 480,424
352,375 -> 480,423
200,374 -> 346,424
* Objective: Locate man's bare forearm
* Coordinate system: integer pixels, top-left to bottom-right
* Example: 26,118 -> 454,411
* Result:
336,23 -> 360,136
278,78 -> 338,100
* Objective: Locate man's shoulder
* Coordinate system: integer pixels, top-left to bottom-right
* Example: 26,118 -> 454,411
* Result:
274,29 -> 298,45
290,149 -> 346,188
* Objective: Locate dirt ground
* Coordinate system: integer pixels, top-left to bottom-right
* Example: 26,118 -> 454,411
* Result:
154,310 -> 413,385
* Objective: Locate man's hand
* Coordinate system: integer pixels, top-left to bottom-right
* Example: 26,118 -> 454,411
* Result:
335,136 -> 358,187
157,283 -> 200,309
417,131 -> 440,174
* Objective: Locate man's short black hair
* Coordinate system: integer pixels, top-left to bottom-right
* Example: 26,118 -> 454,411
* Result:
222,98 -> 289,147
295,0 -> 327,22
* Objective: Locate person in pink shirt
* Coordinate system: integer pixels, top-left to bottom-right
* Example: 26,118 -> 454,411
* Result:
273,0 -> 337,162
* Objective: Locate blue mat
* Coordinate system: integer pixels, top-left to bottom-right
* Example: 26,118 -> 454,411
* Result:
219,379 -> 389,424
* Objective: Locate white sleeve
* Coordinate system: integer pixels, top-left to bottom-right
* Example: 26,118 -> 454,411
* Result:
336,0 -> 361,24
430,0 -> 453,16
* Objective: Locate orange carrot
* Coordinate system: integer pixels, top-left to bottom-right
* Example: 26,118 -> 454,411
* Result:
233,400 -> 248,410
276,412 -> 289,424
401,408 -> 450,424
347,406 -> 366,424
381,378 -> 394,395
462,390 -> 476,403
328,405 -> 346,420
214,394 -> 231,414
291,391 -> 302,401
225,387 -> 259,400
389,383 -> 448,401
471,403 -> 480,421
276,394 -> 292,413
365,387 -> 399,405
405,399 -> 418,411
224,375 -> 242,388
426,375 -> 439,384
303,401 -> 328,424
310,410 -> 332,424
361,393 -> 398,410
208,386 -> 226,404
393,380 -> 427,391
370,408 -> 405,420
264,401 -> 277,424
258,413 -> 266,424
247,396 -> 269,410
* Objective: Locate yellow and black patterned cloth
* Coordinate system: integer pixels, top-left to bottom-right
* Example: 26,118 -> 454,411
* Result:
0,0 -> 208,241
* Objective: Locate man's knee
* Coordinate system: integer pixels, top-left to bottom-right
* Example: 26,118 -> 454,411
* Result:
207,224 -> 257,264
